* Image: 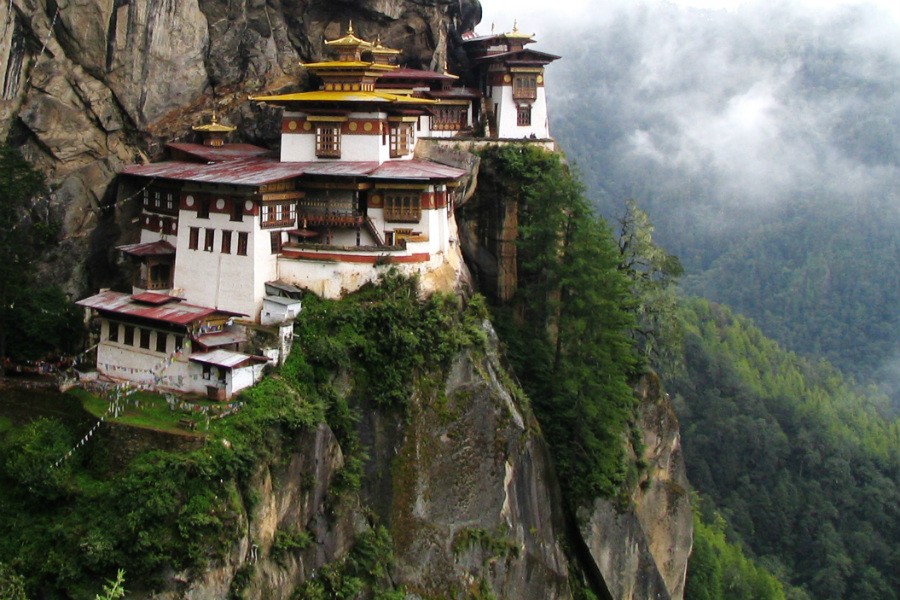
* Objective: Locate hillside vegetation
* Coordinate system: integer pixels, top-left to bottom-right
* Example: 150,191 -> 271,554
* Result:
671,298 -> 900,600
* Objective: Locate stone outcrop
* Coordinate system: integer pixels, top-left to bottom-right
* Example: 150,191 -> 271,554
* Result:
578,375 -> 693,600
385,323 -> 571,599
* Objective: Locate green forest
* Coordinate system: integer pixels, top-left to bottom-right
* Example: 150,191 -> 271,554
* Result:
670,298 -> 900,599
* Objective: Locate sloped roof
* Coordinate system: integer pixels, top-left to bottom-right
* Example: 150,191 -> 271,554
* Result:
77,290 -> 244,325
122,158 -> 466,186
167,143 -> 270,162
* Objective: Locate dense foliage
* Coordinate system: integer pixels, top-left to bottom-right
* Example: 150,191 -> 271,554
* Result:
468,145 -> 640,504
0,145 -> 82,368
0,274 -> 485,598
670,298 -> 900,600
685,511 -> 786,600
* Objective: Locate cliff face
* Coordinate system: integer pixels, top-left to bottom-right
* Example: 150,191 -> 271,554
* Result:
141,323 -> 572,599
0,0 -> 456,293
578,375 -> 693,600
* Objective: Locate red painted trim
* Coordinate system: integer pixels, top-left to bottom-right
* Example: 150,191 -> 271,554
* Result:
281,250 -> 430,264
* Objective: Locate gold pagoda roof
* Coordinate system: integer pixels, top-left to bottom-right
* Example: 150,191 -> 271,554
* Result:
301,60 -> 397,72
250,90 -> 437,105
324,22 -> 373,49
371,37 -> 401,56
505,20 -> 534,40
191,114 -> 236,133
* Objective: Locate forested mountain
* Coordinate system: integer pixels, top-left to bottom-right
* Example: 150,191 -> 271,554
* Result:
538,0 -> 900,405
671,298 -> 900,599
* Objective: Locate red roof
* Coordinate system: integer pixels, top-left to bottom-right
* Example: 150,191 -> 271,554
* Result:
131,292 -> 180,305
377,68 -> 458,82
77,290 -> 244,326
167,143 -> 271,163
122,158 -> 310,186
369,161 -> 467,180
117,240 -> 176,257
122,158 -> 466,185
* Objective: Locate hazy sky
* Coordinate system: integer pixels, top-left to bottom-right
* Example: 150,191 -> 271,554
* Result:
479,0 -> 900,34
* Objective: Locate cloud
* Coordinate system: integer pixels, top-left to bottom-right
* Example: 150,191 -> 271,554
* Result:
536,0 -> 900,220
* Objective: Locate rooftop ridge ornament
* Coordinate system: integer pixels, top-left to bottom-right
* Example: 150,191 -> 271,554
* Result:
192,111 -> 235,147
506,19 -> 534,39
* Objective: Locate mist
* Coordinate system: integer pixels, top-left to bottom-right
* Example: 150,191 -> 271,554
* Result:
490,0 -> 900,402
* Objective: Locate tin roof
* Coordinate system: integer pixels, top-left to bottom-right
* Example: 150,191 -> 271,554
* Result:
77,290 -> 244,326
377,68 -> 458,82
195,331 -> 248,349
265,280 -> 303,295
369,161 -> 467,180
131,292 -> 180,305
250,90 -> 435,105
123,157 -> 465,185
167,143 -> 270,163
122,158 -> 310,186
474,49 -> 560,63
189,349 -> 268,369
117,240 -> 176,257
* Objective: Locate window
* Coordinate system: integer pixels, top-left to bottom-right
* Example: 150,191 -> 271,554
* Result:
270,231 -> 282,254
384,191 -> 421,222
389,123 -> 414,157
198,198 -> 210,219
174,335 -> 184,352
148,263 -> 171,290
431,106 -> 465,131
218,367 -> 227,384
221,230 -> 232,254
123,325 -> 135,346
315,124 -> 341,158
139,328 -> 151,349
513,74 -> 537,100
108,322 -> 119,343
517,105 -> 532,127
165,193 -> 175,211
156,332 -> 167,353
202,364 -> 212,380
237,232 -> 249,256
261,203 -> 295,228
189,227 -> 199,250
204,228 -> 215,252
231,200 -> 243,222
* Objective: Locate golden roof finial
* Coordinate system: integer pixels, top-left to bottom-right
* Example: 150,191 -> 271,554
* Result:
491,22 -> 495,34
348,20 -> 354,35
513,19 -> 519,33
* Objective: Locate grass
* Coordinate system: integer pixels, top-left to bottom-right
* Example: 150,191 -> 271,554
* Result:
70,388 -> 217,435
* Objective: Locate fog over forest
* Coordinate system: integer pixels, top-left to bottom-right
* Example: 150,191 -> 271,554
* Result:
492,0 -> 900,403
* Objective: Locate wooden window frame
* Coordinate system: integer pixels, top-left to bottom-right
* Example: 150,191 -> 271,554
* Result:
389,123 -> 414,157
315,124 -> 342,158
513,74 -> 538,100
189,227 -> 199,250
517,105 -> 532,127
230,200 -> 244,222
155,332 -> 168,353
204,228 -> 215,252
123,325 -> 135,346
383,190 -> 422,223
139,328 -> 151,350
108,322 -> 119,343
221,229 -> 232,254
270,231 -> 282,254
237,232 -> 249,256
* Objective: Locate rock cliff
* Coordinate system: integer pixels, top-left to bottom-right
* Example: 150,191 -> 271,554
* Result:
578,375 -> 693,600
